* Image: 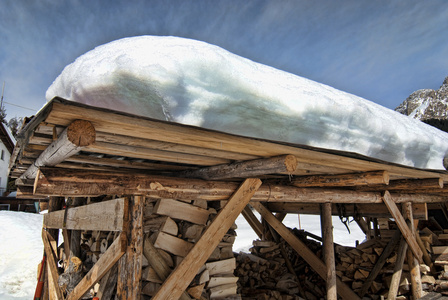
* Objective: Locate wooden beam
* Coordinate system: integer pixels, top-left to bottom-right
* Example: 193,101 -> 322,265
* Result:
20,119 -> 95,180
265,202 -> 428,219
403,202 -> 422,299
116,195 -> 144,300
383,191 -> 423,262
41,229 -> 64,300
251,202 -> 360,300
43,198 -> 126,231
178,154 -> 298,180
290,170 -> 389,187
67,233 -> 126,300
34,167 -> 447,204
322,203 -> 337,300
387,236 -> 408,300
152,178 -> 262,300
241,205 -> 263,239
355,178 -> 443,192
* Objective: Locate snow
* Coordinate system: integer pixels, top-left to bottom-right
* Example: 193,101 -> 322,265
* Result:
46,36 -> 448,170
0,211 -> 43,300
1,210 -> 364,299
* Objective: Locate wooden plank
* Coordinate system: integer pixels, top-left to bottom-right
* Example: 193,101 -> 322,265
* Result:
20,119 -> 95,179
67,233 -> 126,300
383,191 -> 423,262
153,198 -> 210,225
43,198 -> 126,231
43,98 -> 448,180
178,154 -> 298,180
152,178 -> 262,300
290,170 -> 389,187
251,202 -> 360,300
322,203 -> 337,300
116,195 -> 144,300
42,229 -> 64,300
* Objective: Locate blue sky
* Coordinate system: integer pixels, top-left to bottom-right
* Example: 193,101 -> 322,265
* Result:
1,0 -> 447,120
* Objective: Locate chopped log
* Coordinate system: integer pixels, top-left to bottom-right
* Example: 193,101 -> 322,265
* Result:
44,198 -> 126,231
154,198 -> 210,225
322,203 -> 337,300
152,178 -> 261,300
178,154 -> 298,180
34,167 -> 446,203
187,284 -> 205,299
153,231 -> 194,257
67,233 -> 126,300
20,119 -> 95,180
143,235 -> 192,300
144,216 -> 178,236
383,191 -> 423,262
116,195 -> 144,300
207,276 -> 239,288
251,202 -> 360,300
290,170 -> 389,187
209,283 -> 238,299
96,263 -> 118,300
206,258 -> 237,276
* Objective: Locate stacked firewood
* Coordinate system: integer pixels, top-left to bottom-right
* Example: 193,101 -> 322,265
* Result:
141,198 -> 240,299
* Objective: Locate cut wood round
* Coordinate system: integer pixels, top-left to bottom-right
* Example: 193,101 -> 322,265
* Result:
66,119 -> 96,146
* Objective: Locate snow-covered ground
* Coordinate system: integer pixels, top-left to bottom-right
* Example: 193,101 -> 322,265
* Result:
46,35 -> 448,170
0,210 -> 364,299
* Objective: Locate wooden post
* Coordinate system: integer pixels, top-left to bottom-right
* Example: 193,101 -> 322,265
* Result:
322,203 -> 337,300
152,178 -> 262,300
251,202 -> 360,300
241,205 -> 263,239
403,202 -> 422,299
116,196 -> 144,300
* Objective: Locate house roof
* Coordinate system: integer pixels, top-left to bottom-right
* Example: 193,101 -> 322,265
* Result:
0,122 -> 15,154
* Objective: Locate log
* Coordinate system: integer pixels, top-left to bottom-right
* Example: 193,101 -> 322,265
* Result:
290,170 -> 389,187
153,198 -> 210,225
383,191 -> 423,263
20,119 -> 95,180
153,231 -> 194,257
34,167 -> 447,204
251,202 -> 360,300
178,154 -> 298,180
356,177 -> 443,192
152,178 -> 261,300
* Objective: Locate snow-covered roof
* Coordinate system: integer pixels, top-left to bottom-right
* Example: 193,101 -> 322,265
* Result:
44,36 -> 448,170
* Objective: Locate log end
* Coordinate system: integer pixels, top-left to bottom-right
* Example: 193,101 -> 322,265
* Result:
284,155 -> 298,173
67,120 -> 96,147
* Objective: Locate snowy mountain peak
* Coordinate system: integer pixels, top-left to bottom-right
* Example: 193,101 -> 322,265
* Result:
396,77 -> 448,121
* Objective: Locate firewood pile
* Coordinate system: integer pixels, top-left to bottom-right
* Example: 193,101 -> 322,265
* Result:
141,198 -> 240,299
234,219 -> 448,300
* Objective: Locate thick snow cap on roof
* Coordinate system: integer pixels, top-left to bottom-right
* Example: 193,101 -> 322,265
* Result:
46,36 -> 448,170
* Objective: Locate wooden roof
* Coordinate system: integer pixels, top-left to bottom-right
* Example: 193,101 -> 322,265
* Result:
9,97 -> 448,201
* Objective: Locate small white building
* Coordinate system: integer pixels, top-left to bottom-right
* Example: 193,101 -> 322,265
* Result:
0,122 -> 15,196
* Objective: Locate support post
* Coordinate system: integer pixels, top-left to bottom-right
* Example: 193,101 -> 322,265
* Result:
116,196 -> 144,300
387,237 -> 408,300
403,202 -> 422,299
322,203 -> 337,300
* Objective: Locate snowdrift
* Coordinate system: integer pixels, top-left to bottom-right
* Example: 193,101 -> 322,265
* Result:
46,36 -> 448,169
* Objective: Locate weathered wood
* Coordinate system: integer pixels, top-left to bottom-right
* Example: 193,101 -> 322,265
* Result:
241,205 -> 263,238
403,202 -> 422,299
42,229 -> 64,300
116,196 -> 144,300
153,198 -> 210,225
322,203 -> 337,300
360,229 -> 401,296
178,154 -> 298,180
290,170 -> 389,187
67,233 -> 126,300
44,198 -> 126,231
34,167 -> 447,204
387,237 -> 408,300
355,177 -> 444,192
20,119 -> 95,180
152,178 -> 261,300
143,236 -> 192,300
383,191 -> 423,262
251,202 -> 360,300
265,202 -> 428,219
